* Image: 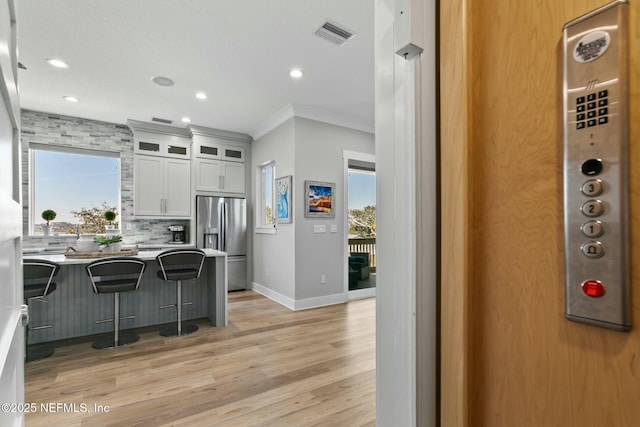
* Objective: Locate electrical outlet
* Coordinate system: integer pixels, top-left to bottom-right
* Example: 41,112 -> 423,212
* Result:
126,223 -> 132,231
266,268 -> 270,277
330,224 -> 337,233
321,274 -> 326,284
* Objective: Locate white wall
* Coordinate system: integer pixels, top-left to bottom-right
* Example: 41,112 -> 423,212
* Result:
250,116 -> 374,308
251,118 -> 296,301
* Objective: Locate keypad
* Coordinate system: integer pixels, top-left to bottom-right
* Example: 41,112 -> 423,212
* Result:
576,89 -> 608,130
579,160 -> 607,259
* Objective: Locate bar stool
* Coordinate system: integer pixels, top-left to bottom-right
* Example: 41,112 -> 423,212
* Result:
23,259 -> 60,362
156,248 -> 206,336
86,257 -> 146,349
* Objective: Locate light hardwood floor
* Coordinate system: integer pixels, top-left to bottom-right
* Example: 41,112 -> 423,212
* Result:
25,290 -> 376,426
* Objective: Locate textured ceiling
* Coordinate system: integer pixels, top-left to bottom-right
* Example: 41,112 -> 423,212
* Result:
16,0 -> 374,137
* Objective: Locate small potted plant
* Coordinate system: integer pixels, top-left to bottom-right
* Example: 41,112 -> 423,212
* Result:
103,210 -> 117,231
41,209 -> 56,236
94,234 -> 123,253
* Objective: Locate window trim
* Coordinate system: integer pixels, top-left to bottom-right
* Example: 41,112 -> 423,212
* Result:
29,144 -> 121,236
255,161 -> 276,235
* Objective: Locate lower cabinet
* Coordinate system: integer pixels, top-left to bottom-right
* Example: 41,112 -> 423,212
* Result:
195,158 -> 245,194
134,155 -> 191,217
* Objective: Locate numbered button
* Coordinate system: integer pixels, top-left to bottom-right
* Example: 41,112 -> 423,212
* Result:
581,221 -> 603,238
581,241 -> 604,258
581,200 -> 603,217
580,179 -> 603,197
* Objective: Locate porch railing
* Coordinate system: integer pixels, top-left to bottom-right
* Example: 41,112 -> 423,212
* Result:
348,237 -> 376,272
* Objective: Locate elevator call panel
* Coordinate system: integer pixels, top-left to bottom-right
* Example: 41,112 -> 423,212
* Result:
563,0 -> 630,331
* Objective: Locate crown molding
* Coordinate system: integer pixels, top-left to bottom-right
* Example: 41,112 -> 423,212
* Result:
249,103 -> 374,140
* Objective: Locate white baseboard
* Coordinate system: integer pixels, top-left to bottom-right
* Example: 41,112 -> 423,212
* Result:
250,282 -> 296,310
250,282 -> 347,311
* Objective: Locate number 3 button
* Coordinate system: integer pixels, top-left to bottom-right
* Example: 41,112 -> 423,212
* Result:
580,179 -> 603,197
580,200 -> 603,217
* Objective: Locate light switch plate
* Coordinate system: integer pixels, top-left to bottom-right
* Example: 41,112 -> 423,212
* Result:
313,224 -> 326,233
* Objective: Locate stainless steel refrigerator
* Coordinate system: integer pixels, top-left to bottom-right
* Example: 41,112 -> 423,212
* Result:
196,196 -> 247,291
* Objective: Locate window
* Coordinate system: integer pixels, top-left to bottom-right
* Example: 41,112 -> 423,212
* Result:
30,144 -> 121,235
256,161 -> 276,233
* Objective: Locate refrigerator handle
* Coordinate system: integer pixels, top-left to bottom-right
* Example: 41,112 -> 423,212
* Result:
218,203 -> 224,251
223,202 -> 228,251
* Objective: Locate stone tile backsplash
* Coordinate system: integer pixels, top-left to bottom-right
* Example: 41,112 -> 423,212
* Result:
21,110 -> 190,248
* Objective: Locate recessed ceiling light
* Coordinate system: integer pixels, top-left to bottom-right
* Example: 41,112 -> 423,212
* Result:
63,96 -> 79,103
151,76 -> 175,87
181,117 -> 191,123
195,92 -> 207,100
289,69 -> 303,78
46,58 -> 69,69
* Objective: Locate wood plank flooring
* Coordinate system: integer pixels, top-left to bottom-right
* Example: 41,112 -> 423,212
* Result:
24,290 -> 376,426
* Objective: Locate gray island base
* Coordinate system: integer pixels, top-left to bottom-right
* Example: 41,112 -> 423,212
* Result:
24,249 -> 227,345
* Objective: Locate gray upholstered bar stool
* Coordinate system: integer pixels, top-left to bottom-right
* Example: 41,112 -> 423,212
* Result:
156,248 -> 206,337
23,259 -> 60,362
86,257 -> 146,349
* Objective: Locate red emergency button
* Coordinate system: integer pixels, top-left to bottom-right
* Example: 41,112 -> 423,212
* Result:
581,279 -> 605,298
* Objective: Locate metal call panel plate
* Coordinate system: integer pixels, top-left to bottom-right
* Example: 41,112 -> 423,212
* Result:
562,0 -> 630,331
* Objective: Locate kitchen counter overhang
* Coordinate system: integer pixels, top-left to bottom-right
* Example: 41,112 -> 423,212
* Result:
23,248 -> 228,344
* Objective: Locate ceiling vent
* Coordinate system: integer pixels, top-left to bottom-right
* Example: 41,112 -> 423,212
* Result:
151,117 -> 173,124
314,21 -> 355,46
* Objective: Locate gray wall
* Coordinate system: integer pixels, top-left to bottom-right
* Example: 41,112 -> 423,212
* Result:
251,116 -> 374,305
21,110 -> 188,248
251,118 -> 296,300
293,118 -> 374,300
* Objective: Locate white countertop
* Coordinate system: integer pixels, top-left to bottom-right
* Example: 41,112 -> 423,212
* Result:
23,248 -> 226,265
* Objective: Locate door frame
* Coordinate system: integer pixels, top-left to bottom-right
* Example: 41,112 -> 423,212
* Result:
343,150 -> 377,300
0,0 -> 25,426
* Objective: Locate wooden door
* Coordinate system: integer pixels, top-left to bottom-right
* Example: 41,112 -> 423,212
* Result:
0,0 -> 25,426
439,0 -> 639,426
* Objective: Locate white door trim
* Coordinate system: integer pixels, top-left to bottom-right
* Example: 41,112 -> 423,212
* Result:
343,150 -> 377,301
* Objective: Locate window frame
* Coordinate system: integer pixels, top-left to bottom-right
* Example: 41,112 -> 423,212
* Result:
29,143 -> 121,236
255,161 -> 276,234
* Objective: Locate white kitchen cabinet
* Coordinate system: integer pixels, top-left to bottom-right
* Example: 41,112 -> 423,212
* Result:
195,159 -> 245,194
221,145 -> 245,162
135,155 -> 191,217
134,132 -> 191,159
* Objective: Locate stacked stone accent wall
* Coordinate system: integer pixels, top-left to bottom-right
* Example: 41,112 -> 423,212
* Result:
21,110 -> 188,248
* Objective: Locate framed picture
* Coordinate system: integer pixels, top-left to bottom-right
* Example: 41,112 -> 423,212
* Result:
304,180 -> 336,218
276,175 -> 293,224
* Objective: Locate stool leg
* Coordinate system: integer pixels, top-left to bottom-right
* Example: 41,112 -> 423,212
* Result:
176,280 -> 182,335
159,280 -> 198,337
24,299 -> 54,363
114,291 -> 120,346
92,292 -> 139,349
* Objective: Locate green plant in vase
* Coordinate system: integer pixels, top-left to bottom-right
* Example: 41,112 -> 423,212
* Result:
94,234 -> 123,252
103,210 -> 117,231
41,209 -> 56,236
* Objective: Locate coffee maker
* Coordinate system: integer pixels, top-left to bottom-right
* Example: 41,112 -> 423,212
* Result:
168,224 -> 186,244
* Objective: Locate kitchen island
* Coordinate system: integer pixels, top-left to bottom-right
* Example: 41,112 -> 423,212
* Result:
23,248 -> 227,344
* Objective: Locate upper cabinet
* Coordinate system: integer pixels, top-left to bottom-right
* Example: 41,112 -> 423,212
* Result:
128,120 -> 252,216
134,132 -> 191,159
128,120 -> 192,218
191,129 -> 251,195
134,156 -> 191,217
